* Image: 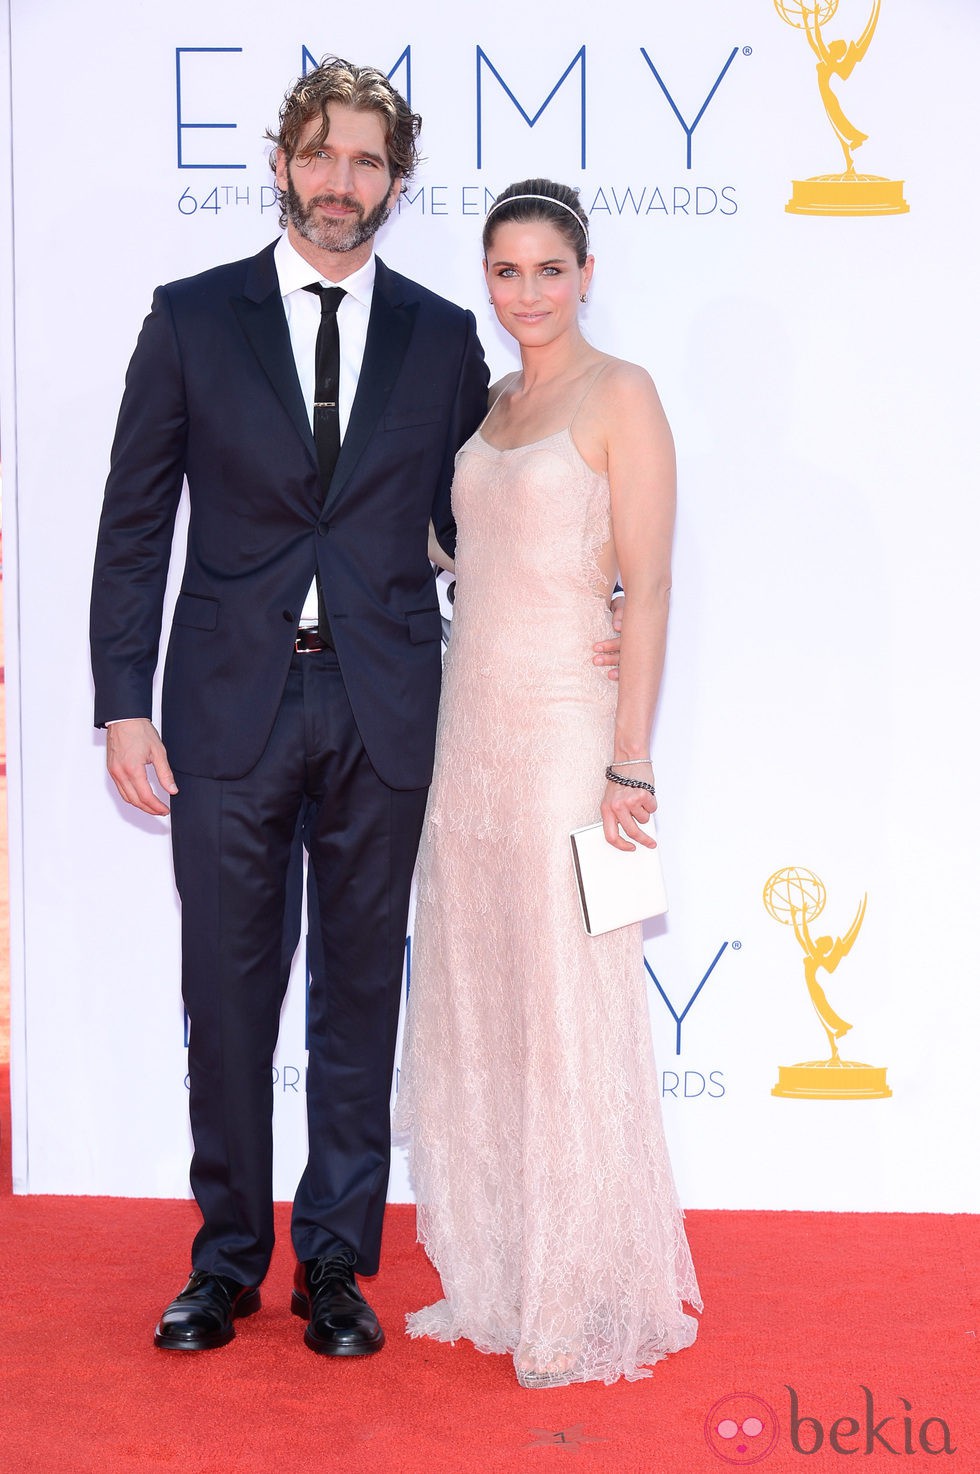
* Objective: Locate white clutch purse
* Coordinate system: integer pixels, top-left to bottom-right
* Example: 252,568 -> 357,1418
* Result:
569,819 -> 668,936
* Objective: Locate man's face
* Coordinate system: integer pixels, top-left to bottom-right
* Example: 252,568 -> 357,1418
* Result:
276,104 -> 401,256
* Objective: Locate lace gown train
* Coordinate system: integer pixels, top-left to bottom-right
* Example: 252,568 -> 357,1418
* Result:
395,397 -> 701,1387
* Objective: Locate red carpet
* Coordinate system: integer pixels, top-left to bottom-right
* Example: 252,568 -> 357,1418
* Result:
1,1069 -> 977,1473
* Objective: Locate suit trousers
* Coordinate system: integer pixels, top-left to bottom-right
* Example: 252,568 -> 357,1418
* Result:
170,649 -> 428,1284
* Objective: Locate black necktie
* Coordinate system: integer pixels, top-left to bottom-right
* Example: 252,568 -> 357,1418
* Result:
304,284 -> 346,644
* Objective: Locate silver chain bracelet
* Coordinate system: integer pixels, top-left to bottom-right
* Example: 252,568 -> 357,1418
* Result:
605,765 -> 656,797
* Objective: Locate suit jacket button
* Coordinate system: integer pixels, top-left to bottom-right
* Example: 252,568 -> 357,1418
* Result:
282,610 -> 295,622
317,523 -> 329,536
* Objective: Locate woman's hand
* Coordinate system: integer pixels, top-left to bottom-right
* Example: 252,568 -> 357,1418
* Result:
600,774 -> 658,851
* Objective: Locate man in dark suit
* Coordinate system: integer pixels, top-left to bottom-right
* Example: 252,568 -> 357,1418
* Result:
90,58 -> 488,1356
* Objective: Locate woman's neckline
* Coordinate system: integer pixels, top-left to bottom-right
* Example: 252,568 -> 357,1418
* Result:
475,361 -> 611,461
474,425 -> 606,478
475,425 -> 566,453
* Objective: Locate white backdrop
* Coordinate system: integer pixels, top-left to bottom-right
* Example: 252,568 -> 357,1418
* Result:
2,0 -> 978,1210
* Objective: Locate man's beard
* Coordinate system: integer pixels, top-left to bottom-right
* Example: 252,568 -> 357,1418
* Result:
285,171 -> 393,253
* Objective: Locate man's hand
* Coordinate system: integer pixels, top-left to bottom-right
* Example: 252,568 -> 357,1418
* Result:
593,595 -> 624,681
105,718 -> 178,816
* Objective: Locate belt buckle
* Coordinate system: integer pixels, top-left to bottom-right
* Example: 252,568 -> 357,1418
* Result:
294,627 -> 323,654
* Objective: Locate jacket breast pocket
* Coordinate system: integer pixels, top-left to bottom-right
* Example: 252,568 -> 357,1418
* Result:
406,607 -> 442,644
173,592 -> 219,631
383,405 -> 444,431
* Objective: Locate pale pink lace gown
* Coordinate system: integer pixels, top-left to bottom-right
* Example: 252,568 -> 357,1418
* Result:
395,396 -> 701,1387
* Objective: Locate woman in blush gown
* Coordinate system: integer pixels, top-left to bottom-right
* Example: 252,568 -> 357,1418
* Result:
394,179 -> 701,1389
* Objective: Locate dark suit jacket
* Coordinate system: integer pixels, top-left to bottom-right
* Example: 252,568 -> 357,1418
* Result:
90,243 -> 488,789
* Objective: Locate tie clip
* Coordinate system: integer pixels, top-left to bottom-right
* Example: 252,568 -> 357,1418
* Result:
314,401 -> 337,409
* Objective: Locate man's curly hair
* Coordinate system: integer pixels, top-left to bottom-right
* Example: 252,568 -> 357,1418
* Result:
266,56 -> 422,228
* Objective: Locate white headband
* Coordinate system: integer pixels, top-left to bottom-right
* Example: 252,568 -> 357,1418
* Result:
484,193 -> 589,244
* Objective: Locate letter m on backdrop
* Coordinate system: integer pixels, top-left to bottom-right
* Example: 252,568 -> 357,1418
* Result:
302,45 -> 412,103
476,47 -> 586,169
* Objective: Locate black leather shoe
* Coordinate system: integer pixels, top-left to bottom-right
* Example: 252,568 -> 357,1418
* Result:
291,1254 -> 385,1356
153,1270 -> 261,1351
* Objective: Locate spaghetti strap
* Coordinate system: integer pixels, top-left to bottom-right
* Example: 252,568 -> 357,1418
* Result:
567,360 -> 614,435
477,371 -> 521,438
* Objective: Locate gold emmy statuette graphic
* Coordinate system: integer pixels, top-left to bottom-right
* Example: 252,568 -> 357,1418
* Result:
775,0 -> 909,215
764,867 -> 892,1099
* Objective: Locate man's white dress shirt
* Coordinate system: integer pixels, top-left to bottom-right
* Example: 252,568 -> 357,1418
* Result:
275,233 -> 376,623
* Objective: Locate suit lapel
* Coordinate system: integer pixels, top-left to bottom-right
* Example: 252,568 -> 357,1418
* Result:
324,257 -> 418,514
231,241 -> 317,470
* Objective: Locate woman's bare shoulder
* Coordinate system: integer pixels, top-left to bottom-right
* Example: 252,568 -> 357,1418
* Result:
594,355 -> 661,403
587,357 -> 668,439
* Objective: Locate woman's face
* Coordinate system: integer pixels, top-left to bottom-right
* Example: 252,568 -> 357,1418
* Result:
483,219 -> 593,349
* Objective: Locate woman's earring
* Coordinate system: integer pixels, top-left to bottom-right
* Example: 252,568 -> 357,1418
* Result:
580,293 -> 588,304
488,295 -> 495,305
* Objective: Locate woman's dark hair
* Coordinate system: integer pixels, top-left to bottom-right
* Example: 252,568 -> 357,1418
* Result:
482,179 -> 590,267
